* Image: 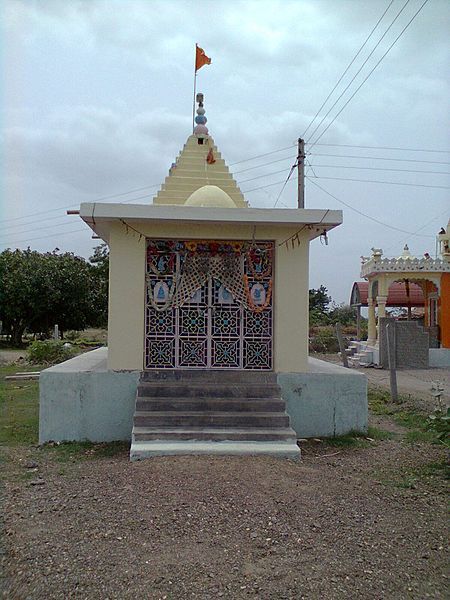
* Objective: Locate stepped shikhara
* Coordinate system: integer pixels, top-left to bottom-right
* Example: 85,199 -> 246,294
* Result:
152,94 -> 247,207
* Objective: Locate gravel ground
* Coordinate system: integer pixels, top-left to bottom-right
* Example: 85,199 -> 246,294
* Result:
1,438 -> 448,600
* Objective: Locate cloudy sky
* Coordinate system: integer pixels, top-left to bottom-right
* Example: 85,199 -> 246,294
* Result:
1,0 -> 449,303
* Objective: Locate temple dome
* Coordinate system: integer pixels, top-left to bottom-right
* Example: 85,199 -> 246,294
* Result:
185,185 -> 237,208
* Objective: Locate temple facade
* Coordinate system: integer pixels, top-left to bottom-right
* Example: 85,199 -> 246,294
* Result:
351,222 -> 450,367
39,96 -> 368,457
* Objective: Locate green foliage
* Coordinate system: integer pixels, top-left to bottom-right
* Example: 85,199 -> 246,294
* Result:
367,426 -> 394,441
309,285 -> 331,313
0,246 -> 109,344
309,326 -> 339,353
41,441 -> 129,462
425,407 -> 450,447
89,243 -> 109,327
27,340 -> 75,365
0,365 -> 41,445
327,303 -> 357,326
323,430 -> 370,448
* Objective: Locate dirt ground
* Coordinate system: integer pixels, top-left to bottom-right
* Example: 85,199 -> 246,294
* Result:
1,436 -> 448,600
0,351 -> 26,366
1,352 -> 448,599
317,353 -> 450,411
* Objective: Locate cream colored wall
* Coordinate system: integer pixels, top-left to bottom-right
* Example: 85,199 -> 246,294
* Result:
107,220 -> 310,372
107,223 -> 146,370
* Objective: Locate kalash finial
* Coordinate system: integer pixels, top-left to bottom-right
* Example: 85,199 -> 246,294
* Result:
193,92 -> 209,136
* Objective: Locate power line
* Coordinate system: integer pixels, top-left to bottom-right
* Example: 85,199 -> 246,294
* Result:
302,0 -> 396,138
309,0 -> 431,148
233,154 -> 295,175
309,142 -> 450,153
309,152 -> 450,166
228,144 -> 296,166
0,192 -> 155,232
384,207 -> 450,252
307,177 -> 435,237
0,218 -> 79,237
0,227 -> 90,248
0,187 -> 160,226
242,172 -> 450,195
305,0 -> 412,144
307,163 -> 450,175
307,174 -> 450,189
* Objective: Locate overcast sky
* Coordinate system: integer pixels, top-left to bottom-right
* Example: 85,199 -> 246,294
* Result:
1,0 -> 449,303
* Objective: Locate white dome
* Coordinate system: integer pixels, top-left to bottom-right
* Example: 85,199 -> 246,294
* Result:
185,185 -> 237,208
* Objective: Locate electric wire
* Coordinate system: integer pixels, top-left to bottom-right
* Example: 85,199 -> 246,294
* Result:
384,207 -> 450,252
309,0 -> 431,148
302,0 -> 395,138
307,174 -> 450,189
305,0 -> 412,144
0,228 -> 91,248
305,164 -> 450,175
306,177 -> 435,237
0,192 -> 155,233
309,142 -> 450,153
309,152 -> 450,165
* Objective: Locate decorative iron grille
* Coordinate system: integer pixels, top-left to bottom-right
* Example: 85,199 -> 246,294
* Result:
145,239 -> 273,369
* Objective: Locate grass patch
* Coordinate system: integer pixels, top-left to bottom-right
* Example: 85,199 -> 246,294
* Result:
324,430 -> 370,448
368,387 -> 393,415
41,441 -> 129,462
380,460 -> 449,489
0,364 -> 43,446
367,426 -> 393,441
320,426 -> 393,448
393,410 -> 428,430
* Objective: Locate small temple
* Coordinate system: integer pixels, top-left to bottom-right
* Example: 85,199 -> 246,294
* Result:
39,93 -> 368,459
350,223 -> 450,368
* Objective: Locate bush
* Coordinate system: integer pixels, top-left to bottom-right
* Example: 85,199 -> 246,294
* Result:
309,326 -> 339,353
27,340 -> 75,365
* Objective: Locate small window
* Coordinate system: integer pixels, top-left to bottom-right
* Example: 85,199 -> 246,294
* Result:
198,137 -> 204,145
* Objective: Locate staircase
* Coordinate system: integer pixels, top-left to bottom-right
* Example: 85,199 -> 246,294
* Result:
130,370 -> 300,460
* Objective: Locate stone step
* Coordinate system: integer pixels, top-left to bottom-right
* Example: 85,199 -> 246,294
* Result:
133,411 -> 290,428
140,370 -> 278,383
130,440 -> 301,460
136,398 -> 286,412
137,383 -> 280,399
132,426 -> 297,442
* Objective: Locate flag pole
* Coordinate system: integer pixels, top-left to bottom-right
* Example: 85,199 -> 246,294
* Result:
192,44 -> 197,132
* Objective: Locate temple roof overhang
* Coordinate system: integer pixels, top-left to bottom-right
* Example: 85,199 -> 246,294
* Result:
79,202 -> 343,244
350,281 -> 425,307
360,256 -> 450,278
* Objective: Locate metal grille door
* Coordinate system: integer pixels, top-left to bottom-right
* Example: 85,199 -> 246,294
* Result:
145,239 -> 273,370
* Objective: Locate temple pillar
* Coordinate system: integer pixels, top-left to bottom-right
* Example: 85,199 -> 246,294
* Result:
367,298 -> 377,346
375,295 -> 388,346
377,295 -> 387,319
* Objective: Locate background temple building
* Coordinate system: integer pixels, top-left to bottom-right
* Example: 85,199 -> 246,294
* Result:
349,223 -> 450,368
39,96 -> 368,458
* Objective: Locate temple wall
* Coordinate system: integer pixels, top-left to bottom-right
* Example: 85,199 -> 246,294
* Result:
107,220 -> 311,372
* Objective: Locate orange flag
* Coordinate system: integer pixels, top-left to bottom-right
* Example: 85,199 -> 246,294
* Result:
195,44 -> 211,72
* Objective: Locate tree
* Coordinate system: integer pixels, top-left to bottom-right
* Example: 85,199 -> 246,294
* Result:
309,286 -> 331,313
0,248 -> 107,344
309,286 -> 331,325
327,303 -> 357,326
89,243 -> 109,327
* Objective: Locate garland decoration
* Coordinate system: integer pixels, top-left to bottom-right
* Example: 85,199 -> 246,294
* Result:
243,275 -> 272,313
246,244 -> 273,280
146,275 -> 178,312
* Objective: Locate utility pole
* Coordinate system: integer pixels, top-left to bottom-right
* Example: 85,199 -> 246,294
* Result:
297,138 -> 305,208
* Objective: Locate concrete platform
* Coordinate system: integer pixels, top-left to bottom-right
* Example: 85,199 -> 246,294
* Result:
39,349 -> 368,444
130,440 -> 300,460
